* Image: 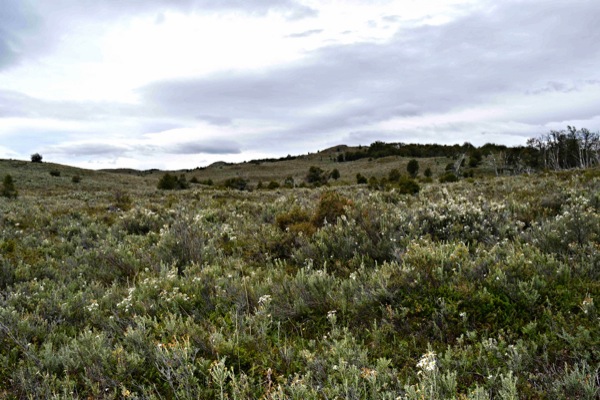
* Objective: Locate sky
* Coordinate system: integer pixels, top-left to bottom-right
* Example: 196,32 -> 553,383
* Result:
1,0 -> 600,170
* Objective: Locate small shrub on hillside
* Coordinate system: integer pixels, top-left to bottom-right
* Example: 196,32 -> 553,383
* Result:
158,173 -> 183,190
30,153 -> 43,163
368,176 -> 381,190
223,177 -> 248,191
49,169 -> 61,177
157,218 -> 209,274
158,173 -> 189,190
283,176 -> 295,188
356,173 -> 368,184
396,176 -> 420,194
276,207 -> 312,231
71,175 -> 81,183
275,207 -> 316,236
407,159 -> 419,178
539,194 -> 564,215
112,190 -> 132,211
330,168 -> 340,180
306,166 -> 328,186
439,172 -> 459,183
424,167 -> 432,178
530,196 -> 600,257
312,191 -> 351,227
1,174 -> 18,198
267,181 -> 280,190
388,168 -> 401,182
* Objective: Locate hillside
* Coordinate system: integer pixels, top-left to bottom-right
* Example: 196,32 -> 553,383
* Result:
1,151 -> 599,398
3,144 -> 458,191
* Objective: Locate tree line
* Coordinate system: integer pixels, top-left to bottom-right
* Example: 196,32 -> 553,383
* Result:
527,126 -> 600,170
336,127 -> 600,173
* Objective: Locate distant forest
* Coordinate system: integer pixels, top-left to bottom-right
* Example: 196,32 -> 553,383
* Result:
336,126 -> 600,174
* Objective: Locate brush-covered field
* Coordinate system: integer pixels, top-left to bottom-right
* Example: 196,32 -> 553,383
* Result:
1,160 -> 599,399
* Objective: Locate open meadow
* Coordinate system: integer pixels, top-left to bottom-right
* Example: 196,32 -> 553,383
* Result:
1,158 -> 599,399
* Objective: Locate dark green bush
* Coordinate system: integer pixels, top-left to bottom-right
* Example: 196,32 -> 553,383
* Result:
396,176 -> 420,194
49,170 -> 61,177
388,168 -> 401,182
312,191 -> 351,227
407,159 -> 419,178
112,190 -> 132,211
158,173 -> 189,190
330,168 -> 340,180
306,166 -> 328,186
223,177 -> 248,191
1,174 -> 18,198
283,176 -> 295,188
356,173 -> 368,184
368,176 -> 381,190
439,172 -> 459,183
276,207 -> 312,231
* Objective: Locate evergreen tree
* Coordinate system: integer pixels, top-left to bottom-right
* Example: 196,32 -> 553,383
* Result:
407,159 -> 419,178
1,174 -> 18,198
330,168 -> 340,180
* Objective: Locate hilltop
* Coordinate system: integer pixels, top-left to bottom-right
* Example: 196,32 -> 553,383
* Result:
1,143 -> 454,192
0,138 -> 599,398
3,131 -> 600,192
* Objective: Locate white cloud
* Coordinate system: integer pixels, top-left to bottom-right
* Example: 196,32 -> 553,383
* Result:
1,0 -> 600,170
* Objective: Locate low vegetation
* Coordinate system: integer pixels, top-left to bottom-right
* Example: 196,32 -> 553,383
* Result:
0,132 -> 599,398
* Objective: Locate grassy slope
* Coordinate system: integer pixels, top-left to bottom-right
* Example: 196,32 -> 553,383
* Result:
100,146 -> 457,187
1,157 -> 599,398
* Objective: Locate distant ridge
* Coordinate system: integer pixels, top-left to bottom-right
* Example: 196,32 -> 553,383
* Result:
206,161 -> 231,169
318,145 -> 349,154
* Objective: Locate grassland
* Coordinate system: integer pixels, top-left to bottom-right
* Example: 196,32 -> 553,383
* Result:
0,155 -> 599,399
99,145 -> 456,189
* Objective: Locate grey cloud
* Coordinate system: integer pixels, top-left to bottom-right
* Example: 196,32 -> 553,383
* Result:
140,0 -> 600,145
382,15 -> 401,23
0,89 -> 140,121
44,142 -> 131,157
4,0 -> 317,71
286,29 -> 323,38
140,122 -> 184,134
0,37 -> 18,69
167,140 -> 241,155
2,131 -> 70,154
0,90 -> 33,117
41,0 -> 317,20
527,81 -> 579,95
0,1 -> 41,69
195,115 -> 233,126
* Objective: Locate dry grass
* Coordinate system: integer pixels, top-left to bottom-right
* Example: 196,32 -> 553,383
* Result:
1,148 -> 462,192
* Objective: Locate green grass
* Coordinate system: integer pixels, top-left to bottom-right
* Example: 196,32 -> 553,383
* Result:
0,157 -> 599,398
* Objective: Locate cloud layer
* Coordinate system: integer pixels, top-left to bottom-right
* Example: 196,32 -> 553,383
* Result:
1,0 -> 600,169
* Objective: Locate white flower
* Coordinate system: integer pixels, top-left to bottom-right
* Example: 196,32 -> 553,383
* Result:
258,294 -> 272,305
582,295 -> 594,314
416,351 -> 437,372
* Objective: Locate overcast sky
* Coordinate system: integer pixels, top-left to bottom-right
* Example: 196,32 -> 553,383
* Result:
1,0 -> 599,170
